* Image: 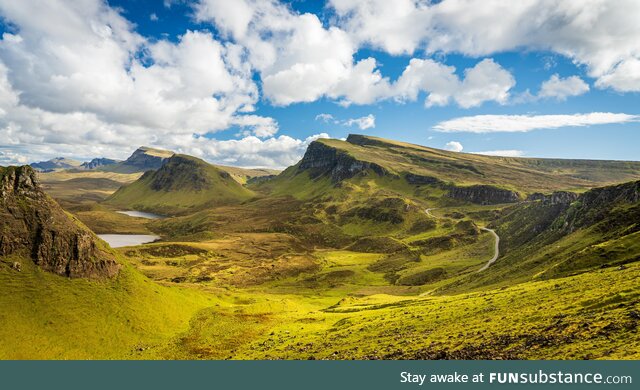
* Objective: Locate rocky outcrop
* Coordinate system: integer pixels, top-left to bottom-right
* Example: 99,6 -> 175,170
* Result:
526,191 -> 579,205
121,147 -> 173,171
1,166 -> 119,278
446,185 -> 521,205
80,158 -> 119,170
405,173 -> 444,186
559,180 -> 640,232
298,141 -> 391,182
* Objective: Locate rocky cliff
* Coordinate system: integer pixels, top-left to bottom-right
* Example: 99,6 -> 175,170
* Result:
0,166 -> 119,278
121,146 -> 174,171
80,158 -> 119,170
446,185 -> 521,205
526,191 -> 579,205
298,140 -> 390,182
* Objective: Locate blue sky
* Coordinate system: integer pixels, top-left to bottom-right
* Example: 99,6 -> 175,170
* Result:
0,0 -> 638,167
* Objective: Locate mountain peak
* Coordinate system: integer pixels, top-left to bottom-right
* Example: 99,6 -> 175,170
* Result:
120,146 -> 174,172
1,165 -> 119,278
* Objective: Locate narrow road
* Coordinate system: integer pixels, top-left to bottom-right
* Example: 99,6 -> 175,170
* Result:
424,208 -> 500,272
477,227 -> 499,272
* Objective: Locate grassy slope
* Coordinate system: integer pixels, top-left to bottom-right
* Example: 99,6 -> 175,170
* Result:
0,255 -> 213,359
106,155 -> 255,215
303,136 -> 640,194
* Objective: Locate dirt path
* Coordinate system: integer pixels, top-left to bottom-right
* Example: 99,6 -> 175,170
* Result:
477,227 -> 499,272
424,208 -> 500,272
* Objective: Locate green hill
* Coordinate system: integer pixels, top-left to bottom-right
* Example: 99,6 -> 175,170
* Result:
106,154 -> 255,215
264,134 -> 640,200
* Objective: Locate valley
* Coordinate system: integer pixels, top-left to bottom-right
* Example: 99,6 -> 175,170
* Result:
2,135 -> 640,359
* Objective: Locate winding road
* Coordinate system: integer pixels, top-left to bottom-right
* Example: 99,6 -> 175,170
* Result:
424,208 -> 500,272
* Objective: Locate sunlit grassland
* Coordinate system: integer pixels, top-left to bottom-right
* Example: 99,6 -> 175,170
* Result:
0,255 -> 214,359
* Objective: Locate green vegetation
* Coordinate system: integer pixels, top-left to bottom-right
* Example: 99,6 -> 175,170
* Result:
106,154 -> 255,215
3,135 -> 640,360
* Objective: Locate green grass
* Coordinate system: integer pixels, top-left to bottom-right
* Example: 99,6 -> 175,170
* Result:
0,255 -> 215,359
106,155 -> 255,215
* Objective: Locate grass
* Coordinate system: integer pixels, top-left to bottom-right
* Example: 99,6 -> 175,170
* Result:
0,255 -> 213,359
106,155 -> 255,215
4,134 -> 640,360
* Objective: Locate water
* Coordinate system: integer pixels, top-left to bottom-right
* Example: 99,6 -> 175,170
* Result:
98,234 -> 160,248
116,210 -> 165,219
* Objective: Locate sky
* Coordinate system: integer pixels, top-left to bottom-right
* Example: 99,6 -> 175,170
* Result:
0,0 -> 638,168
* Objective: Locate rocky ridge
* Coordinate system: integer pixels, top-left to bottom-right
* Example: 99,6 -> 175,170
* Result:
0,166 -> 119,278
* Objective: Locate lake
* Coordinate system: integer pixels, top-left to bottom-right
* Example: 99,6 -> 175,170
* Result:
98,234 -> 160,248
116,210 -> 165,219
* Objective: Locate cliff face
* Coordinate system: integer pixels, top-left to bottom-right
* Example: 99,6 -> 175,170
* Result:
447,185 -> 521,205
121,147 -> 173,171
298,141 -> 390,182
527,191 -> 579,205
0,166 -> 119,278
559,180 -> 640,233
80,158 -> 119,170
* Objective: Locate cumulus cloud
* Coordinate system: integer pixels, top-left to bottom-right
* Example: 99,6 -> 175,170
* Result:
472,150 -> 525,157
329,0 -> 640,92
0,0 -> 298,168
314,113 -> 376,130
194,0 -> 393,107
539,74 -> 590,100
434,113 -> 639,133
393,58 -> 514,108
444,141 -> 463,152
343,114 -> 376,130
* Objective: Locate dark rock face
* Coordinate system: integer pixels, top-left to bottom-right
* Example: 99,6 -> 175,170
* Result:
560,180 -> 640,232
298,141 -> 390,182
447,185 -> 521,205
526,191 -> 579,205
0,166 -> 119,278
122,147 -> 173,171
80,158 -> 119,169
405,173 -> 444,186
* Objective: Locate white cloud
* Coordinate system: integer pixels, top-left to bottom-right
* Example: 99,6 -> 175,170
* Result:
314,113 -> 376,130
539,74 -> 590,100
0,0 -> 293,167
444,141 -> 463,152
434,113 -> 639,133
472,150 -> 525,157
329,0 -> 640,92
315,113 -> 335,123
195,0 -> 392,107
150,13 -> 159,21
393,58 -> 514,108
595,58 -> 640,92
343,114 -> 376,130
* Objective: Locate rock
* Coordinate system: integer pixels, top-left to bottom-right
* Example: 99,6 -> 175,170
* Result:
526,191 -> 578,205
1,165 -> 120,279
298,141 -> 391,182
121,146 -> 173,171
80,158 -> 119,170
11,262 -> 21,272
405,173 -> 444,186
446,184 -> 521,205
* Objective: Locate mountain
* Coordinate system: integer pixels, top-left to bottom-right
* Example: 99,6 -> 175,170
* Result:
268,134 -> 640,200
100,146 -> 174,173
80,158 -> 120,170
0,165 -> 119,278
30,157 -> 82,172
105,154 -> 255,215
440,179 -> 640,292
